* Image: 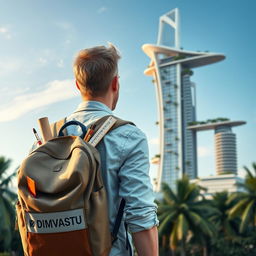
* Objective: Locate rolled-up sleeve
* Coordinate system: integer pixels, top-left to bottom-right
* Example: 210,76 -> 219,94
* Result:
118,128 -> 159,233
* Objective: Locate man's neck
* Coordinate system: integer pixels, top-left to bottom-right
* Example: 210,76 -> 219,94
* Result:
82,96 -> 113,110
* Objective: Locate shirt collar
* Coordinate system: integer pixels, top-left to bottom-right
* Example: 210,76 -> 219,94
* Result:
75,100 -> 113,115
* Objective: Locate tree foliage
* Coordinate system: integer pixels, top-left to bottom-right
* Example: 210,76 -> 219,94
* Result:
158,164 -> 256,256
228,162 -> 256,233
158,175 -> 217,255
0,156 -> 22,255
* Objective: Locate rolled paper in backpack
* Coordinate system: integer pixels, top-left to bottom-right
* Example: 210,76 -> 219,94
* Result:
38,117 -> 53,143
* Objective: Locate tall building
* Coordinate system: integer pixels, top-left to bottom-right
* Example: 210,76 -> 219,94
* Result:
188,120 -> 246,175
142,8 -> 225,191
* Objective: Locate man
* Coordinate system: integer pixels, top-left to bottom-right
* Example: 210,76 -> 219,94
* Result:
67,43 -> 159,255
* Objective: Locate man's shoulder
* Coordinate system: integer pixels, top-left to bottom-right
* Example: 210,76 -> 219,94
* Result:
104,120 -> 148,160
112,116 -> 146,138
106,119 -> 148,153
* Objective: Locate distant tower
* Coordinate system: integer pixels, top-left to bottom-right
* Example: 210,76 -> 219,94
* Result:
188,121 -> 246,175
142,8 -> 225,191
215,125 -> 237,175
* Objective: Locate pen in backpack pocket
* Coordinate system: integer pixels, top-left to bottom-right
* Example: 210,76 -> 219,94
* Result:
33,128 -> 42,145
85,124 -> 96,142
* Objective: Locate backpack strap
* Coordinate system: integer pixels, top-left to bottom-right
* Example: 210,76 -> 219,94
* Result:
111,199 -> 132,256
86,115 -> 134,146
111,198 -> 125,244
91,115 -> 134,247
91,115 -> 134,135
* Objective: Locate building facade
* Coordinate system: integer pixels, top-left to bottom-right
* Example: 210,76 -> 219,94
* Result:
188,121 -> 246,176
143,8 -> 225,191
191,174 -> 245,199
215,126 -> 237,175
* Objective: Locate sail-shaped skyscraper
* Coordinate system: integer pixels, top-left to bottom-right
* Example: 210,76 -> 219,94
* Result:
142,8 -> 225,191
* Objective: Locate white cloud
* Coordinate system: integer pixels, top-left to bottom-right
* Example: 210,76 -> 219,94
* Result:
97,6 -> 107,14
0,26 -> 12,39
0,79 -> 78,122
0,27 -> 8,33
198,146 -> 213,157
0,86 -> 30,96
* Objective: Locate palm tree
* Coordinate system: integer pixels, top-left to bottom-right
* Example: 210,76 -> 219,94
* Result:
228,162 -> 256,233
210,191 -> 239,237
157,175 -> 217,256
0,156 -> 17,252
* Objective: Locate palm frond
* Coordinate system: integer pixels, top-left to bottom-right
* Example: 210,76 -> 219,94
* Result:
190,203 -> 220,218
188,212 -> 214,237
0,157 -> 12,181
252,162 -> 256,175
2,196 -> 16,225
0,196 -> 12,251
239,199 -> 255,233
227,192 -> 246,204
184,183 -> 200,203
161,182 -> 178,205
243,165 -> 254,179
0,196 -> 11,226
245,177 -> 256,192
177,176 -> 190,202
170,220 -> 179,250
158,210 -> 177,237
212,191 -> 229,201
158,210 -> 173,223
225,219 -> 239,237
177,213 -> 188,240
157,204 -> 175,215
228,198 -> 250,218
0,170 -> 17,188
236,183 -> 251,194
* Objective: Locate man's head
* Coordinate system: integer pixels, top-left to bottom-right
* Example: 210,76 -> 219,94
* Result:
73,43 -> 121,110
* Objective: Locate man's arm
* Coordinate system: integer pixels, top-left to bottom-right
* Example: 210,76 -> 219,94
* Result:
132,226 -> 159,256
117,127 -> 159,253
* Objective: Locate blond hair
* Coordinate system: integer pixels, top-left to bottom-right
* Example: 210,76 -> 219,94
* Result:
73,43 -> 121,97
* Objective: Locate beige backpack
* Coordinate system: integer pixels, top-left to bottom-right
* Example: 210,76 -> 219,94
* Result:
16,115 -> 132,256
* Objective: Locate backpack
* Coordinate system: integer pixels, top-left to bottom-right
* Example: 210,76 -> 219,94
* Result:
16,115 -> 133,256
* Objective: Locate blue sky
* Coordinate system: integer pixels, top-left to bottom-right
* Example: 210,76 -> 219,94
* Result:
0,0 -> 255,180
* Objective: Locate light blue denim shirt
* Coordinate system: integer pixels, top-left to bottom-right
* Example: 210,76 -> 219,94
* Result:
65,101 -> 158,256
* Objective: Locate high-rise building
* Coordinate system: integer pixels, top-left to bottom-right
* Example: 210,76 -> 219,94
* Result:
142,8 -> 225,191
188,121 -> 246,175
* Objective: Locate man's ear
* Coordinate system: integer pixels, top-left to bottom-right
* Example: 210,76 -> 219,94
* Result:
75,80 -> 80,91
111,76 -> 118,91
